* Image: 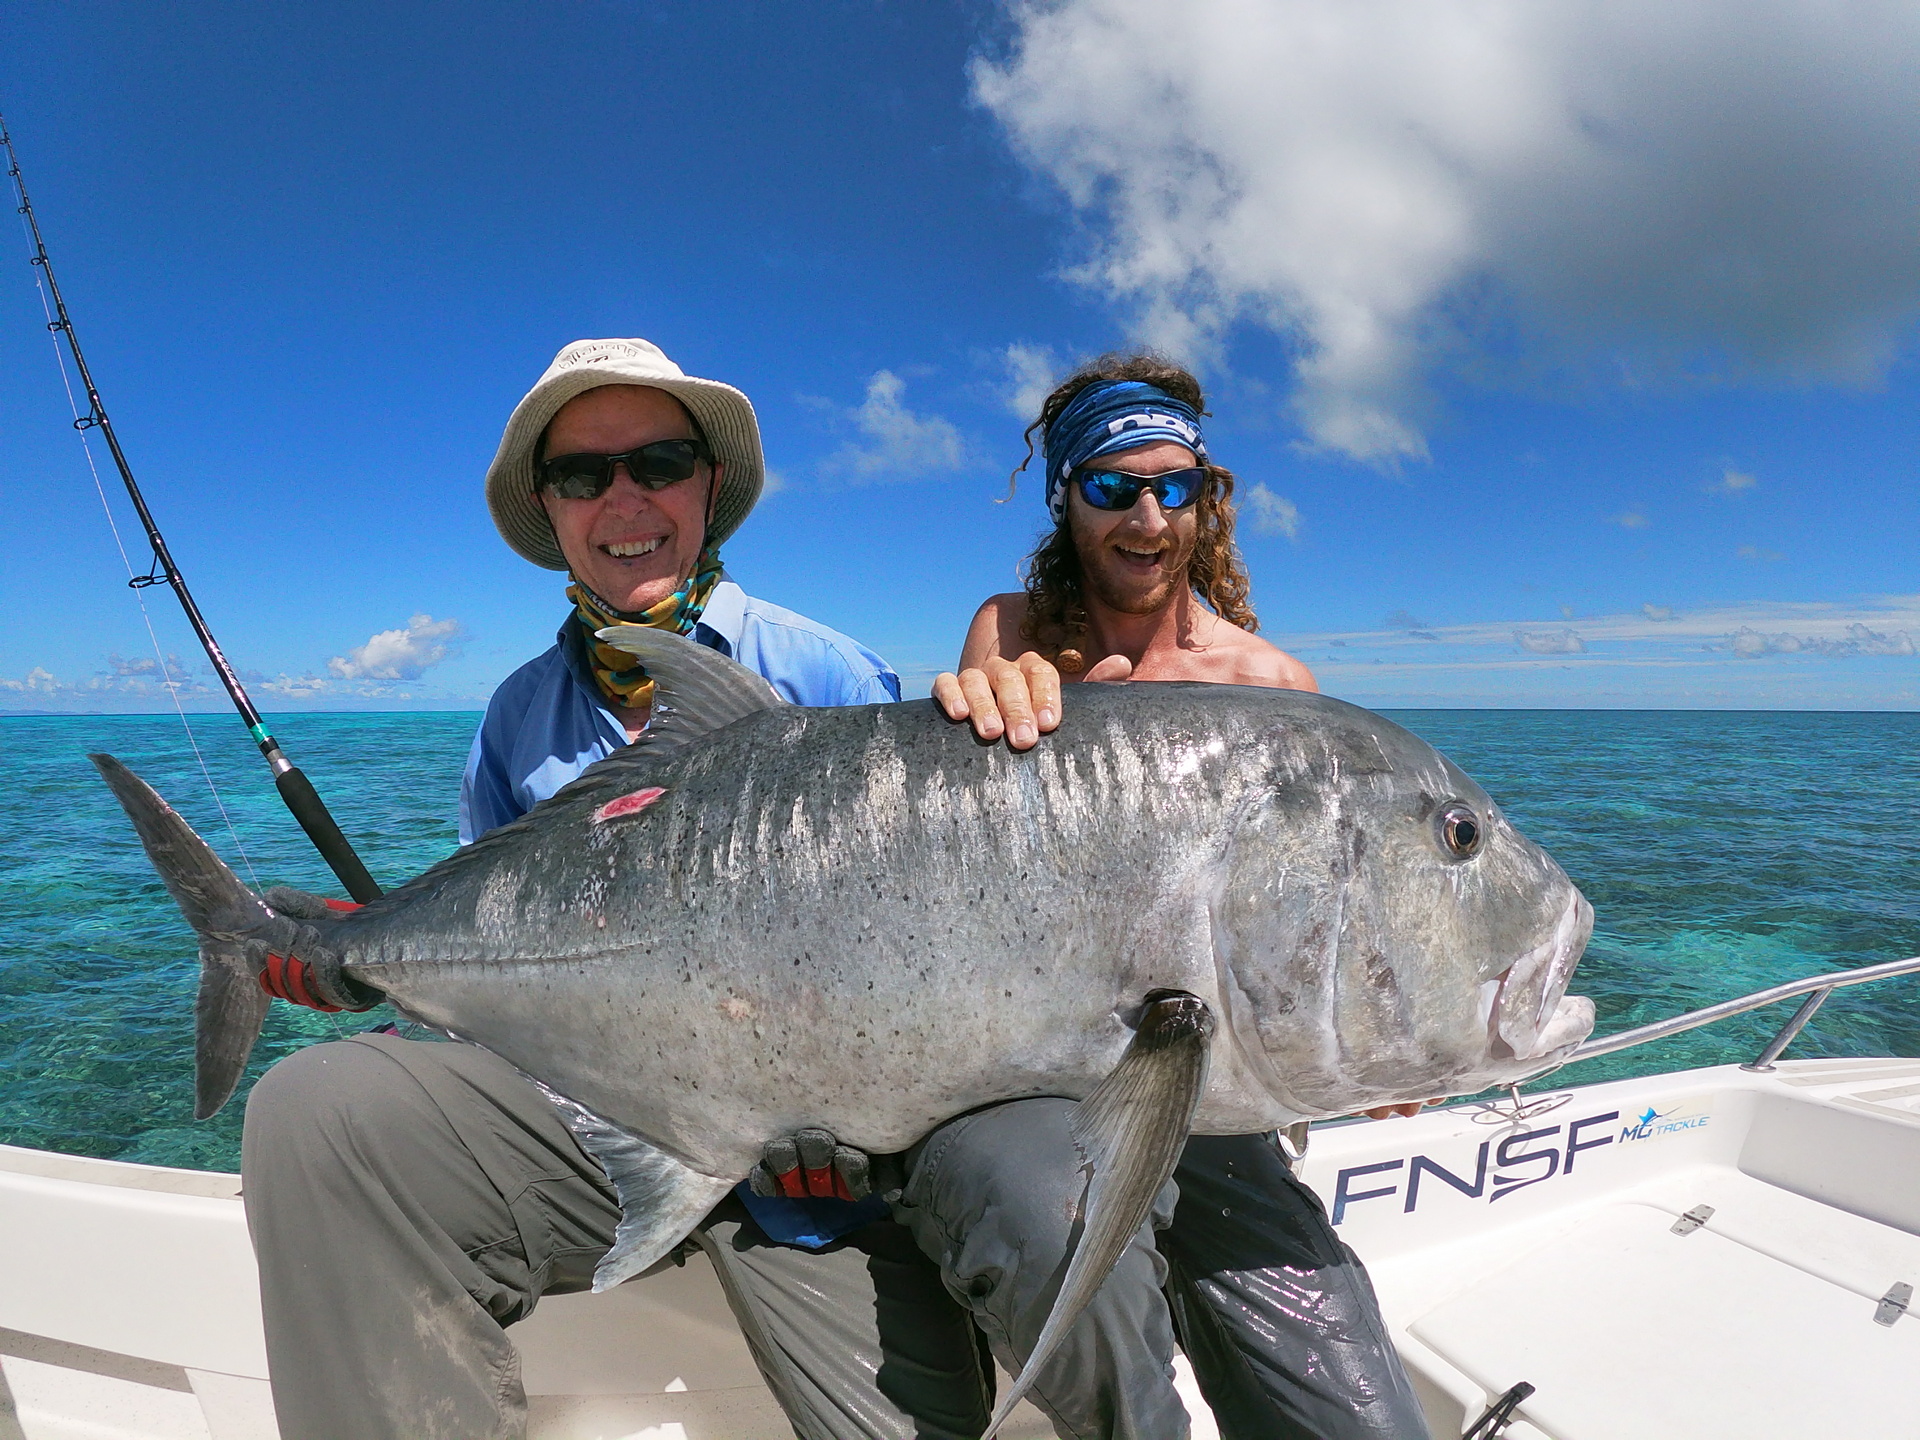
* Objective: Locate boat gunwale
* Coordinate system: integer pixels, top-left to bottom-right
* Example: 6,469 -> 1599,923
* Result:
0,1141 -> 241,1197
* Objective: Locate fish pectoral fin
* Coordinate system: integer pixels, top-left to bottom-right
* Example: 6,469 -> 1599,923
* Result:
984,990 -> 1216,1440
592,625 -> 786,751
532,1081 -> 736,1292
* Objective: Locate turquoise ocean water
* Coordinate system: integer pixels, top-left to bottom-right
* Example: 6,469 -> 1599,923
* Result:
2,708 -> 1917,1173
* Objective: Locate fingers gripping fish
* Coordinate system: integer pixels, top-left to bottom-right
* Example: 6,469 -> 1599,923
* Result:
92,627 -> 1594,1435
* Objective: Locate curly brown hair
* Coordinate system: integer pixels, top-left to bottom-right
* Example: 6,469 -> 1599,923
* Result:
1013,351 -> 1257,656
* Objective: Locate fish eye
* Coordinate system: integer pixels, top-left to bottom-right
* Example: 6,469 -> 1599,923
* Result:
1438,804 -> 1482,859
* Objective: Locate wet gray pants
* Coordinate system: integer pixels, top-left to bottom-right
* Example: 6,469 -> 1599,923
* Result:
243,1034 -> 1426,1440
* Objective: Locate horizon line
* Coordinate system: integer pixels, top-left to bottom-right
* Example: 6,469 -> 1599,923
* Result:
6,703 -> 1920,719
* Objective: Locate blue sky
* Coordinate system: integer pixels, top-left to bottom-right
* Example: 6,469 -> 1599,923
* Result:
2,0 -> 1916,713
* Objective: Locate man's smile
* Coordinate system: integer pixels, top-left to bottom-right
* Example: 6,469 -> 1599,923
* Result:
602,537 -> 667,560
1113,542 -> 1169,569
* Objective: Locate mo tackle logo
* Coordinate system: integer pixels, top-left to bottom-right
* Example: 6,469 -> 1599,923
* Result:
1618,1103 -> 1712,1142
1329,1098 -> 1715,1225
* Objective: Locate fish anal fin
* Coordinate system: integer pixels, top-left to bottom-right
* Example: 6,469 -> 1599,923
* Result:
985,990 -> 1215,1440
532,1080 -> 736,1291
593,625 -> 785,751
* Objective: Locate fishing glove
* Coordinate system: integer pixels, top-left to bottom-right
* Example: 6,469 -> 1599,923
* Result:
261,886 -> 360,922
748,1129 -> 903,1202
254,887 -> 379,1013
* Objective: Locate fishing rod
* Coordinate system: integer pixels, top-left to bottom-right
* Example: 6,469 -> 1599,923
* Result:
3,112 -> 381,902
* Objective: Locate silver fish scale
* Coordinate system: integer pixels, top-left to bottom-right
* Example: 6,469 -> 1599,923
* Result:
329,683 -> 1586,1175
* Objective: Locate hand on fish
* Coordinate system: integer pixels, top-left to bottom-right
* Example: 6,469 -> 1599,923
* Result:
747,1129 -> 903,1202
933,652 -> 1063,749
1362,1101 -> 1431,1119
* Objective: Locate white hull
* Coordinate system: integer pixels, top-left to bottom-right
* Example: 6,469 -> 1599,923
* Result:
4,1057 -> 1917,1439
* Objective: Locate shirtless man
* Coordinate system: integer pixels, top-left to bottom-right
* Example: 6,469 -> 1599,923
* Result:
942,356 -> 1312,698
906,352 -> 1430,1439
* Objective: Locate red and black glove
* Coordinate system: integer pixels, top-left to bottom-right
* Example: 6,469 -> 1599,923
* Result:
749,1128 -> 873,1202
257,946 -> 351,1011
254,888 -> 378,1012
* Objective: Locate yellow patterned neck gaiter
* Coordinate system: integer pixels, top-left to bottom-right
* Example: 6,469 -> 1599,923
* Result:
569,545 -> 724,710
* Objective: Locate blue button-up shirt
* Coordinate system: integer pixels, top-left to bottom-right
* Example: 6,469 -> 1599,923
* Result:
459,578 -> 900,843
457,577 -> 902,1246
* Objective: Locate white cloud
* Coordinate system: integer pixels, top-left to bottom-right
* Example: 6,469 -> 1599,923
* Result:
0,654 -> 215,701
760,467 -> 789,497
1836,623 -> 1918,657
1278,595 -> 1920,705
1516,629 -> 1586,654
1731,627 -> 1794,657
1,666 -> 60,695
975,1 -> 1920,463
258,673 -> 333,698
1243,483 -> 1301,539
1002,343 -> 1060,422
1284,594 -> 1920,656
819,371 -> 969,483
1384,608 -> 1438,640
1738,544 -> 1784,563
1608,511 -> 1649,529
1729,622 -> 1914,659
1,640 -> 487,712
106,653 -> 191,680
326,614 -> 463,682
1712,468 -> 1758,495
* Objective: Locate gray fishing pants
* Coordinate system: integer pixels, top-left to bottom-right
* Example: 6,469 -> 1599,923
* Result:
242,1034 -> 1426,1440
894,1102 -> 1428,1440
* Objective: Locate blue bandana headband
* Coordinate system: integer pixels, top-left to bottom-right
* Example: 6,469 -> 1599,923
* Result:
1042,380 -> 1208,523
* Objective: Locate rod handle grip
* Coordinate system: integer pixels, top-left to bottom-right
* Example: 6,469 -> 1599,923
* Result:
274,766 -> 382,903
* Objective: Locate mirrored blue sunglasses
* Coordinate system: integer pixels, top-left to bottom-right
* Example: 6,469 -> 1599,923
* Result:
1070,465 -> 1207,513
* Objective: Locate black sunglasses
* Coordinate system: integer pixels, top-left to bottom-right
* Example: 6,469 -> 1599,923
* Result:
1071,465 -> 1206,513
535,438 -> 710,500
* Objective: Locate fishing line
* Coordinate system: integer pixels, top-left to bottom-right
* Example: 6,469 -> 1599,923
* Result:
11,194 -> 263,887
2,107 -> 381,903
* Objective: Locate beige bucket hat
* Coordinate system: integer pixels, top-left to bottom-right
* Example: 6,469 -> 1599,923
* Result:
485,337 -> 765,571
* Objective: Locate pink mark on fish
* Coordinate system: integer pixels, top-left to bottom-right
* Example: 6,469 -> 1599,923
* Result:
592,787 -> 666,823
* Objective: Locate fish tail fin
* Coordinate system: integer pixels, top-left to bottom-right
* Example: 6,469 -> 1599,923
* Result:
193,936 -> 273,1121
90,753 -> 279,1119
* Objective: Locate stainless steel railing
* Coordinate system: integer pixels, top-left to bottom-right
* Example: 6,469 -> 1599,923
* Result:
1560,953 -> 1920,1072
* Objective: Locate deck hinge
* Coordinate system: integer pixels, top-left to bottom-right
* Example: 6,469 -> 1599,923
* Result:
1463,1380 -> 1535,1440
1875,1282 -> 1911,1327
1671,1204 -> 1714,1235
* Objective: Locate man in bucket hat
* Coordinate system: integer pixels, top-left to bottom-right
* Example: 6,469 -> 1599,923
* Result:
466,337 -> 895,838
240,338 -> 1063,1440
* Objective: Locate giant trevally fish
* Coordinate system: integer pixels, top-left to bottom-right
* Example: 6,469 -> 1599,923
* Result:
95,627 -> 1594,1435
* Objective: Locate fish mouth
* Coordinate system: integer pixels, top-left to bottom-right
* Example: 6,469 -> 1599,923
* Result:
1491,889 -> 1595,1059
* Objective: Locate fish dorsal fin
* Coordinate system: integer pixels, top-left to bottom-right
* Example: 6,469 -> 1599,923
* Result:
530,1076 -> 736,1290
595,624 -> 784,750
984,991 -> 1216,1439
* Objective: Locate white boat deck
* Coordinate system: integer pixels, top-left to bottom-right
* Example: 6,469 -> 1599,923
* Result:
1304,1056 -> 1920,1439
3,1056 -> 1916,1439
